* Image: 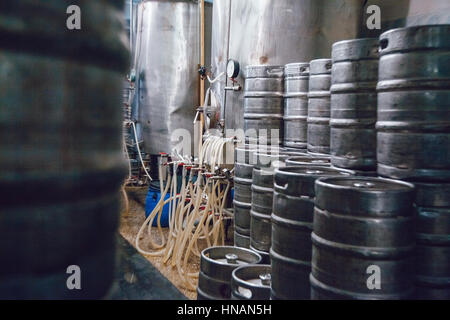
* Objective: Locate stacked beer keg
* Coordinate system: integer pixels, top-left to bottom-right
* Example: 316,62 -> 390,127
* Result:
231,264 -> 271,300
234,24 -> 449,301
307,59 -> 332,155
197,246 -> 262,300
271,166 -> 354,299
244,65 -> 285,146
249,150 -> 302,263
330,38 -> 379,176
310,177 -> 416,299
376,25 -> 450,299
233,145 -> 256,248
283,63 -> 310,150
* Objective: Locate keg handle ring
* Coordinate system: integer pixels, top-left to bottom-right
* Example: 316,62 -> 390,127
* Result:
274,182 -> 289,190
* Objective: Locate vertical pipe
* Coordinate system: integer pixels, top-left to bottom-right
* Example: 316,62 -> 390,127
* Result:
129,0 -> 133,52
199,0 -> 206,157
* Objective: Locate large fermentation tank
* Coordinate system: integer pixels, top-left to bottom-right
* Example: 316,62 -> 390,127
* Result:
210,0 -> 364,132
135,0 -> 199,155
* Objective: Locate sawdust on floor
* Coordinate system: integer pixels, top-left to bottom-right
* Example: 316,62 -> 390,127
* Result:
119,187 -> 233,300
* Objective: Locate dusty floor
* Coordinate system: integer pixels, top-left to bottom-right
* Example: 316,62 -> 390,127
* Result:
119,187 -> 233,300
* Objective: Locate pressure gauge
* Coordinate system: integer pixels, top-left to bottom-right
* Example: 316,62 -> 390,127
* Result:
226,59 -> 240,79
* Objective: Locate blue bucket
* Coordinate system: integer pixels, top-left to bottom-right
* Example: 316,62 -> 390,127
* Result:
145,188 -> 174,227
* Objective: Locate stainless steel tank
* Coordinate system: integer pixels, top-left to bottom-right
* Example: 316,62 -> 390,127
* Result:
210,0 -> 364,132
135,0 -> 199,155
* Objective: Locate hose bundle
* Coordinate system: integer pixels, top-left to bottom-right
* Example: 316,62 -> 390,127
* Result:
136,138 -> 233,291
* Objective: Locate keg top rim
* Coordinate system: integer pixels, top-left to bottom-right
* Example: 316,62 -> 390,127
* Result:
285,62 -> 310,67
275,165 -> 353,177
201,246 -> 262,266
379,23 -> 450,38
286,156 -> 330,164
332,38 -> 379,62
379,24 -> 450,55
284,62 -> 310,76
316,176 -> 415,193
332,37 -> 379,48
232,264 -> 272,288
309,58 -> 333,75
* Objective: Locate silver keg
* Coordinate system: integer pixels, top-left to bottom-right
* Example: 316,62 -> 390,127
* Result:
244,65 -> 284,146
311,177 -> 416,300
414,182 -> 450,300
270,166 -> 354,300
283,62 -> 310,149
377,25 -> 450,182
307,59 -> 332,154
231,264 -> 271,300
330,38 -> 379,171
233,145 -> 256,247
197,246 -> 262,300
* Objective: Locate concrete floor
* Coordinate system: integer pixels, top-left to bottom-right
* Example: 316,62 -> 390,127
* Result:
109,235 -> 186,300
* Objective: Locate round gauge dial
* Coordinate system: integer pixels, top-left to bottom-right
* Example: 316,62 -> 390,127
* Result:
226,59 -> 240,79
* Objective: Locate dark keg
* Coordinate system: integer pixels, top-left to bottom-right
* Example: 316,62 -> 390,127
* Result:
234,231 -> 251,249
234,145 -> 256,246
330,38 -> 379,171
250,167 -> 274,264
283,63 -> 309,149
377,25 -> 450,182
271,166 -> 354,300
231,265 -> 271,300
414,182 -> 450,299
286,156 -> 330,167
249,150 -> 305,262
244,65 -> 284,145
308,59 -> 332,154
197,246 -> 262,300
311,177 -> 416,300
0,1 -> 128,299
